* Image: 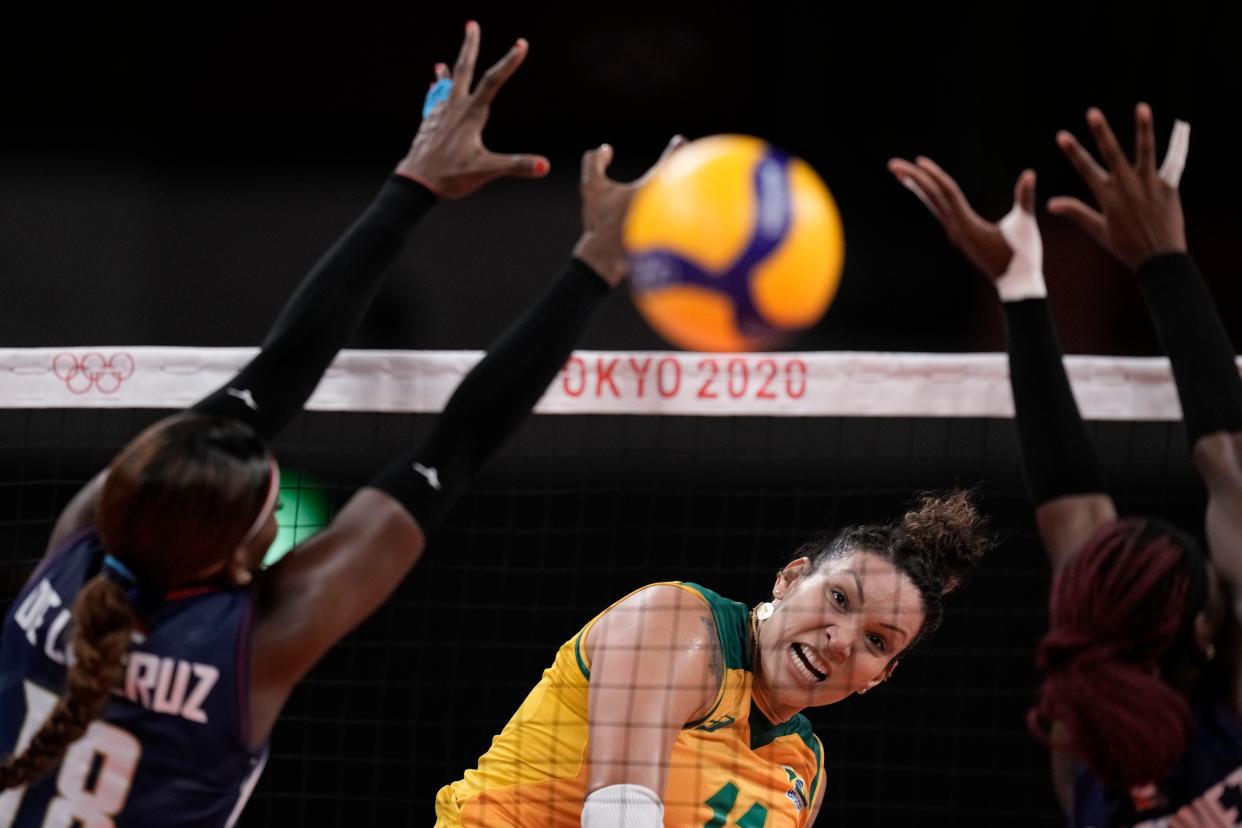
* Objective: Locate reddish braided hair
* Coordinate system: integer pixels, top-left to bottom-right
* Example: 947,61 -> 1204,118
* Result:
1029,518 -> 1204,791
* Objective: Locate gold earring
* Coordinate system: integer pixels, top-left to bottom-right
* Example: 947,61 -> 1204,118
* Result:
756,602 -> 774,622
235,569 -> 253,586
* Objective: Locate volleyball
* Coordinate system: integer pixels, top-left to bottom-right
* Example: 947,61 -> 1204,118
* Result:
623,135 -> 845,352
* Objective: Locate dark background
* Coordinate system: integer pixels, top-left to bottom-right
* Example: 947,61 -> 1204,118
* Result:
3,2 -> 1241,355
2,409 -> 1208,826
1,2 -> 1238,825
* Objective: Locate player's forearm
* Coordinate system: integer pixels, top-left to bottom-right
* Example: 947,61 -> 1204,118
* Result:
1002,298 -> 1105,504
1135,253 -> 1242,449
193,175 -> 437,440
371,257 -> 610,533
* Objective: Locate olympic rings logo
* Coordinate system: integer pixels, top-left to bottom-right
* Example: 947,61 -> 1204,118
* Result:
51,352 -> 135,395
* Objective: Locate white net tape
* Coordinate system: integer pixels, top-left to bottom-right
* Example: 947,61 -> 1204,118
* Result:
1,346 -> 1231,420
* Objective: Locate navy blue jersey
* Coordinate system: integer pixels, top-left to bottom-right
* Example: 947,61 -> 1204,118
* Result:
0,528 -> 267,828
1073,703 -> 1242,826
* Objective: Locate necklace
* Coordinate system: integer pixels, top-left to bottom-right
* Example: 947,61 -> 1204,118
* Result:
750,605 -> 760,671
750,602 -> 797,723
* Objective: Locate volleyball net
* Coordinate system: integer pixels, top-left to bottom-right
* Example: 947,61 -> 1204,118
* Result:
0,347 -> 1213,827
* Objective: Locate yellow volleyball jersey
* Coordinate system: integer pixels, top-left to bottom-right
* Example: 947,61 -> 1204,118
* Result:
435,582 -> 824,828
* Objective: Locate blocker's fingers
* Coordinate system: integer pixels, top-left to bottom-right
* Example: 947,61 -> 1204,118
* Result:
581,143 -> 615,186
434,62 -> 451,81
888,158 -> 949,221
1014,169 -> 1037,215
636,135 -> 688,187
915,156 -> 973,217
1134,102 -> 1157,175
1056,129 -> 1108,195
901,175 -> 941,218
486,152 -> 551,179
473,38 -> 528,106
451,20 -> 481,98
1047,196 -> 1107,244
1086,107 -> 1129,172
657,134 -> 688,164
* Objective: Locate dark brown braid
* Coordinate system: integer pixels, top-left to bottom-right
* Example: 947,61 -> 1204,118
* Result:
0,413 -> 269,790
0,576 -> 133,790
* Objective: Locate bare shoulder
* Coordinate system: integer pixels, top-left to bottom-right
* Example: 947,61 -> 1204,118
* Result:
584,584 -> 723,730
585,584 -> 719,666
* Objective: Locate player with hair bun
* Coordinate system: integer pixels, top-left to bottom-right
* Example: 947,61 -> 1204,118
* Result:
892,103 -> 1242,825
0,23 -> 678,827
436,490 -> 989,827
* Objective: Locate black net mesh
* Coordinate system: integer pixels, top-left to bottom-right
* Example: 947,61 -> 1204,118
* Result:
0,408 -> 1206,827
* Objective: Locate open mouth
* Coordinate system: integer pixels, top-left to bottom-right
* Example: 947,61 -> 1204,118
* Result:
791,643 -> 828,683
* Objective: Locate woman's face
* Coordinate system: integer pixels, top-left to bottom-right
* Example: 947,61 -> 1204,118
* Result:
756,550 -> 926,710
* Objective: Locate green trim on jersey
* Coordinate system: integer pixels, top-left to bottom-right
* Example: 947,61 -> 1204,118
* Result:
748,704 -> 817,753
809,733 -> 824,807
749,706 -> 823,804
574,582 -> 748,683
574,632 -> 590,680
681,582 -> 751,671
745,705 -> 824,804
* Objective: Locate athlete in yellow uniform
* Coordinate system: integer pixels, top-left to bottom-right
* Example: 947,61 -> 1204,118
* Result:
438,582 -> 821,827
437,493 -> 990,827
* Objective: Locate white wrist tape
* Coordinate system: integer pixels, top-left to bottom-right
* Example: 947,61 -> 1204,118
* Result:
1158,119 -> 1190,188
995,203 -> 1046,302
582,784 -> 664,828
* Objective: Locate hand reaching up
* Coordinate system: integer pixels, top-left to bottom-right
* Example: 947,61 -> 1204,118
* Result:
396,21 -> 550,199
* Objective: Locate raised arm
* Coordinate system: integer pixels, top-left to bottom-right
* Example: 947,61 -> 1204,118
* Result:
581,585 -> 720,827
246,137 -> 687,746
1050,104 -> 1242,607
887,157 -> 1115,569
45,23 -> 549,555
189,24 -> 549,439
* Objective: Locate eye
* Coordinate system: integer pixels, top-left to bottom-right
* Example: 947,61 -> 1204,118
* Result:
867,633 -> 887,652
831,589 -> 847,608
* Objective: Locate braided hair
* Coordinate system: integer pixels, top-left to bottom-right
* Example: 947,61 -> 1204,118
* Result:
1028,518 -> 1209,791
0,413 -> 272,791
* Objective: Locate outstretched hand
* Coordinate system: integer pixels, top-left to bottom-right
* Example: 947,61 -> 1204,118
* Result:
888,156 -> 1036,282
1049,104 -> 1187,271
573,135 -> 687,287
396,21 -> 550,199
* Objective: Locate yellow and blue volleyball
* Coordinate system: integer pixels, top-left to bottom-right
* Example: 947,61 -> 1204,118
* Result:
624,135 -> 845,352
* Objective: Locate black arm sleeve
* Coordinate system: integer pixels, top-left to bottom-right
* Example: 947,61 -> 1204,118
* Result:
192,175 -> 437,441
1135,253 -> 1242,446
1003,298 -> 1106,505
371,258 -> 610,533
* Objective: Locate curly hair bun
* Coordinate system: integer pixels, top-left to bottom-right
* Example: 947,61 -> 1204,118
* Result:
898,490 -> 990,595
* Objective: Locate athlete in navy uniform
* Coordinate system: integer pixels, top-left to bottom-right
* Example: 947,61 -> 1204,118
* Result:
0,23 -> 678,827
892,105 -> 1242,826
